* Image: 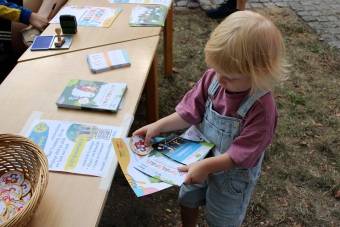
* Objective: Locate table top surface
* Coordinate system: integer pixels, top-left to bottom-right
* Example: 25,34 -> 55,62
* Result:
18,0 -> 165,62
0,36 -> 160,227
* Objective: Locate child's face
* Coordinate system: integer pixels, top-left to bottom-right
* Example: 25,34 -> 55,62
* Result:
214,67 -> 252,93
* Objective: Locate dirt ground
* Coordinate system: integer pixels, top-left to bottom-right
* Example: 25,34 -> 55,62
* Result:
98,6 -> 339,227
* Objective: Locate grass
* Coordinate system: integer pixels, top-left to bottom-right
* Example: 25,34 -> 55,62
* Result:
101,6 -> 339,227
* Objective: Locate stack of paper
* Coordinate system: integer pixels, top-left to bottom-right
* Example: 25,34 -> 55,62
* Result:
87,49 -> 131,73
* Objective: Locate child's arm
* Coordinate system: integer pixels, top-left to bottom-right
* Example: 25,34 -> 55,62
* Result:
178,153 -> 237,184
133,112 -> 191,145
29,12 -> 49,31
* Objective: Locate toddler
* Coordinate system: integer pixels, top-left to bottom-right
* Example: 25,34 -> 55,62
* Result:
134,10 -> 289,227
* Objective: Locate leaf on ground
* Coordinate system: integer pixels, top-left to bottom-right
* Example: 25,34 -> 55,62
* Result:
320,166 -> 328,171
299,140 -> 309,146
180,38 -> 189,44
300,121 -> 308,125
335,190 -> 340,198
276,197 -> 283,202
189,82 -> 196,87
172,67 -> 180,73
286,186 -> 292,195
163,213 -> 170,219
311,119 -> 323,126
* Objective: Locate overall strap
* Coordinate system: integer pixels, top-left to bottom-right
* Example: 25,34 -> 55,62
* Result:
237,91 -> 269,118
207,75 -> 220,97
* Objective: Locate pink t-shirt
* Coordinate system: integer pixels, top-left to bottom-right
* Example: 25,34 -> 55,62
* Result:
176,69 -> 278,168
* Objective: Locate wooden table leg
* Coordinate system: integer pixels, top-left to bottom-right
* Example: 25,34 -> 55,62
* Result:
164,5 -> 173,78
146,55 -> 159,123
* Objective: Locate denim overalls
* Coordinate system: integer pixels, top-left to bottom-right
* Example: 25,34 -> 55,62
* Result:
179,76 -> 268,227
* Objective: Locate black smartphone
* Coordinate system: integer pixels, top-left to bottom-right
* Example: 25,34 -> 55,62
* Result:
60,15 -> 77,34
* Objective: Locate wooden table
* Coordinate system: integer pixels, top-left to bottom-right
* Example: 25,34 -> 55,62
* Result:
18,0 -> 173,77
0,36 -> 160,226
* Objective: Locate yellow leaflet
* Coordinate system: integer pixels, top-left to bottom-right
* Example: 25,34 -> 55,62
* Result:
112,138 -> 133,187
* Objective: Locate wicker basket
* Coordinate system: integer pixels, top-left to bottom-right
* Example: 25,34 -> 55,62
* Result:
0,134 -> 49,227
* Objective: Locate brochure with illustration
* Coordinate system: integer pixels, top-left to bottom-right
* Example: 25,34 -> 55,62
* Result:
133,129 -> 214,186
87,49 -> 131,73
56,79 -> 127,112
134,150 -> 187,186
26,119 -> 123,177
112,138 -> 173,197
152,134 -> 214,165
129,5 -> 167,26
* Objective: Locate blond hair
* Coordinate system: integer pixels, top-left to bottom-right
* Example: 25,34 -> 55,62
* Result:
204,11 -> 289,94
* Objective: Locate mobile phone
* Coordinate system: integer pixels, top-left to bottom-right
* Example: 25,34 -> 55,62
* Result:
60,15 -> 77,34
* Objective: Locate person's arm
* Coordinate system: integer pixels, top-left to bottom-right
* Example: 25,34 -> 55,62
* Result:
0,0 -> 32,24
133,112 -> 191,145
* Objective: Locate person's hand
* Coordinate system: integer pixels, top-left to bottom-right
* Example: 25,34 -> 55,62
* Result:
133,122 -> 160,146
178,161 -> 209,185
133,112 -> 190,146
29,12 -> 49,32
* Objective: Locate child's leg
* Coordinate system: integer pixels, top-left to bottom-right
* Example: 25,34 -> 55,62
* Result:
23,0 -> 43,12
178,183 -> 207,227
180,204 -> 199,227
11,22 -> 29,52
236,0 -> 247,10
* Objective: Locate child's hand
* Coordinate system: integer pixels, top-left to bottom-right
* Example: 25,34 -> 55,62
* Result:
29,13 -> 49,32
134,112 -> 190,146
178,162 -> 209,185
133,122 -> 160,146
